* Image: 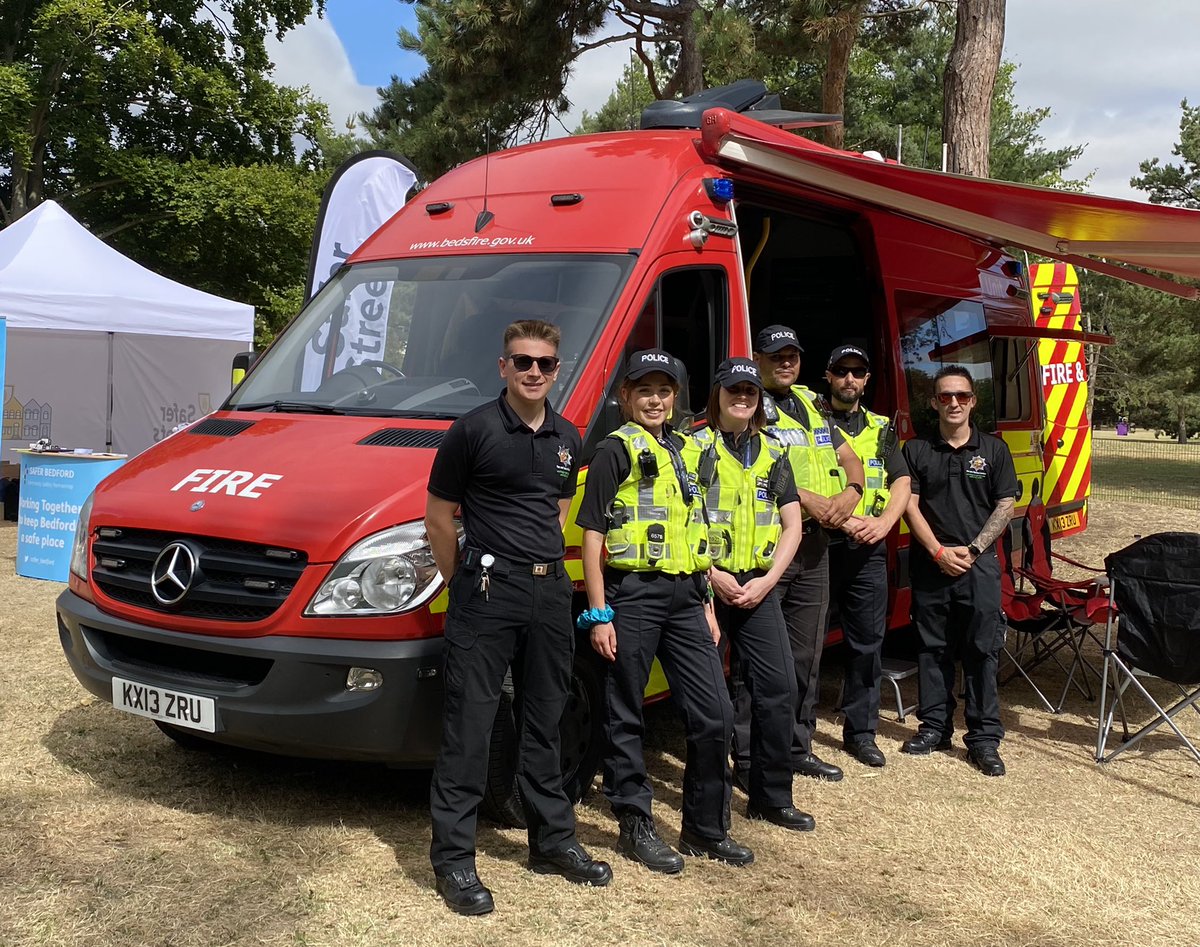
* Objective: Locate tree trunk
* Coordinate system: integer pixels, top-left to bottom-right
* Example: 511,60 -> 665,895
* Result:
819,16 -> 861,150
942,0 -> 1006,177
1178,405 -> 1188,444
677,2 -> 704,96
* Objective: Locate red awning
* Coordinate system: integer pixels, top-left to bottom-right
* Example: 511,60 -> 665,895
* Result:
699,109 -> 1200,300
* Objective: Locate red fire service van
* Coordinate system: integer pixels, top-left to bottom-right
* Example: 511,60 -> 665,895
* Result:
56,81 -> 1200,820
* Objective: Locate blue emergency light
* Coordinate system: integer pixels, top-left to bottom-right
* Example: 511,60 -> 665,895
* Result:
705,177 -> 735,202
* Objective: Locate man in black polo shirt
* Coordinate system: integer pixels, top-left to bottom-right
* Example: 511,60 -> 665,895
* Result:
901,365 -> 1018,776
425,319 -> 611,916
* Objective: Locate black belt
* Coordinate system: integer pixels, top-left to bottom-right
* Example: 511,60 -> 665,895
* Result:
461,547 -> 565,577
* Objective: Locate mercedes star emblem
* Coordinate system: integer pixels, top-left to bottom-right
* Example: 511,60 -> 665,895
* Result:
151,542 -> 197,605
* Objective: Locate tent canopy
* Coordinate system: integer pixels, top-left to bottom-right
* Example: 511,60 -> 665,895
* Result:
0,200 -> 253,341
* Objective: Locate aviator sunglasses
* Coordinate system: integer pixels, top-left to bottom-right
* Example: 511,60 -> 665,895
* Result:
935,390 -> 974,405
829,365 -> 868,379
506,353 -> 561,373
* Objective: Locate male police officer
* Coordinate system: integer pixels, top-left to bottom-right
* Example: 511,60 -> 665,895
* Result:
824,344 -> 911,767
425,319 -> 612,916
901,366 -> 1018,777
750,325 -> 865,783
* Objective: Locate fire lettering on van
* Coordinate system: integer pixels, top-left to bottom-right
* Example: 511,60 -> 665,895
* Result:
1041,362 -> 1085,386
170,469 -> 283,499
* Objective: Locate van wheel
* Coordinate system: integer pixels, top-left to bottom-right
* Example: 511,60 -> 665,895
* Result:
481,652 -> 606,828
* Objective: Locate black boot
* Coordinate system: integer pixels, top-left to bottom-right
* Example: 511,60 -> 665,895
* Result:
618,811 -> 685,874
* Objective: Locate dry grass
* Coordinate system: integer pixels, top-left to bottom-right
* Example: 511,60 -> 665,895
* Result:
2,502 -> 1199,947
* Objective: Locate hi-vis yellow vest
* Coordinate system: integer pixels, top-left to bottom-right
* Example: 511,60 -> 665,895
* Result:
835,409 -> 891,517
604,424 -> 711,574
762,385 -> 843,498
693,429 -> 786,572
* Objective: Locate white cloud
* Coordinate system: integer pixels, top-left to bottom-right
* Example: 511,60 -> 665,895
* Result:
266,13 -> 381,131
1005,0 -> 1199,201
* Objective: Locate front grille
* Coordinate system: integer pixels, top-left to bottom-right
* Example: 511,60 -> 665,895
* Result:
86,625 -> 272,687
358,428 -> 445,449
92,528 -> 307,622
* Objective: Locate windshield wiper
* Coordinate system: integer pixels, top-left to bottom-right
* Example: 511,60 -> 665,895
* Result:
234,401 -> 347,415
387,410 -> 460,420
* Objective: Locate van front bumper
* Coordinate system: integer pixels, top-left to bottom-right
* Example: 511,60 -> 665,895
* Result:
55,589 -> 445,764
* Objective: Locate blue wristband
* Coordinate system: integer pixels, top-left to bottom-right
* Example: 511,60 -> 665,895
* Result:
575,605 -> 615,630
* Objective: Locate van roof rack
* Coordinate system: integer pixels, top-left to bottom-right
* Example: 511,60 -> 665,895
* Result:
639,79 -> 842,131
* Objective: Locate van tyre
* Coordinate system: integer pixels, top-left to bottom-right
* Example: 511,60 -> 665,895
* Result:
480,652 -> 605,828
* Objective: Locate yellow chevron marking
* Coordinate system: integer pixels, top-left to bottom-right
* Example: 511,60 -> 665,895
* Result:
1062,426 -> 1093,501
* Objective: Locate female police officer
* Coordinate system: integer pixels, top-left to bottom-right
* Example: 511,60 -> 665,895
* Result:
576,349 -> 752,872
694,358 -> 814,832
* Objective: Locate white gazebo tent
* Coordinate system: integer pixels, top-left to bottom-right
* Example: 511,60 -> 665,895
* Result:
0,200 -> 254,462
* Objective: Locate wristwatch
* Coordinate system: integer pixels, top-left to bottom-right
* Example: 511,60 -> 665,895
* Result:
847,482 -> 864,497
967,541 -> 983,558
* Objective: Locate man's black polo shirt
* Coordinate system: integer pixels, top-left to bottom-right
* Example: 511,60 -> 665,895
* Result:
428,391 -> 581,562
902,423 -> 1018,550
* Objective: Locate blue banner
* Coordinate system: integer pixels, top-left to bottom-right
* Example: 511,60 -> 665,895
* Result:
16,452 -> 125,582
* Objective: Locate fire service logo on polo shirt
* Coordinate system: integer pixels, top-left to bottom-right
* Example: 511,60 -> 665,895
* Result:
556,445 -> 573,478
967,455 -> 988,479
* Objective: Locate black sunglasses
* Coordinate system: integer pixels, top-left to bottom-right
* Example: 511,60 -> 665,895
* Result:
935,391 -> 974,405
506,353 -> 560,373
830,365 -> 868,378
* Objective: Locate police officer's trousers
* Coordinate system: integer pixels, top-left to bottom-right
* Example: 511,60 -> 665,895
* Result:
716,576 -> 797,809
732,527 -> 830,766
910,552 -> 1005,748
429,564 -> 577,877
602,569 -> 733,843
829,538 -> 888,744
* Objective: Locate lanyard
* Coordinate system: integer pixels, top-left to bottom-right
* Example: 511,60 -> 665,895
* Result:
658,433 -> 695,505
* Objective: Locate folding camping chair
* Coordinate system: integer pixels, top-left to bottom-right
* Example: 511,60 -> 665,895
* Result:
998,492 -> 1108,713
1095,532 -> 1200,766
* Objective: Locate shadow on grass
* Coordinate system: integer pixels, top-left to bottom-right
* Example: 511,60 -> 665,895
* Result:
41,700 -> 694,889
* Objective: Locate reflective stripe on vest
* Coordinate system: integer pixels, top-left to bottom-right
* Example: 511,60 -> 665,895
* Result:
835,409 -> 891,517
604,424 -> 711,574
763,386 -> 842,498
693,429 -> 785,572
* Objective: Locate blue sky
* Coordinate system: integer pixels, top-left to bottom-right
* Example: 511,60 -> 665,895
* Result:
324,0 -> 422,87
270,0 -> 1200,201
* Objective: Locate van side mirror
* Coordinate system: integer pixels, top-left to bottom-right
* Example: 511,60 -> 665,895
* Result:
231,351 -> 258,388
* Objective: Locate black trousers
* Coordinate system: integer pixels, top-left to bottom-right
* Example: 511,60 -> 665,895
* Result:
429,565 -> 576,876
716,575 -> 796,809
829,538 -> 888,744
602,570 -> 733,843
910,552 -> 1005,748
731,528 -> 832,766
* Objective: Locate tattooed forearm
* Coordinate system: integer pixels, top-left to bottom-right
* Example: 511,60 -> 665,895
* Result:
973,497 -> 1015,551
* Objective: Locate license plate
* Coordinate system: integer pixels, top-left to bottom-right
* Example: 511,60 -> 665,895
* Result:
1049,510 -> 1081,533
112,677 -> 217,733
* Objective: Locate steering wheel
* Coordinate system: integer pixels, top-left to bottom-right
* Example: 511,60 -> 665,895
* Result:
356,359 -> 405,379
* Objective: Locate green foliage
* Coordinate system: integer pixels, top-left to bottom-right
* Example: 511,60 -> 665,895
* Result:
0,0 -> 338,346
1131,99 -> 1200,208
574,62 -> 656,134
1087,99 -> 1200,442
1088,272 -> 1200,442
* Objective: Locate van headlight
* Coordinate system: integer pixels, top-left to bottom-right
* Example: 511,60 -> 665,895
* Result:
306,521 -> 453,616
69,493 -> 94,581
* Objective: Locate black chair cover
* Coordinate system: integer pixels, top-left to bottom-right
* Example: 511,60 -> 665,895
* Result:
1104,532 -> 1200,685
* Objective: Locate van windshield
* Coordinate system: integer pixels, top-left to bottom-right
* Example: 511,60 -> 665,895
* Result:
227,254 -> 633,418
